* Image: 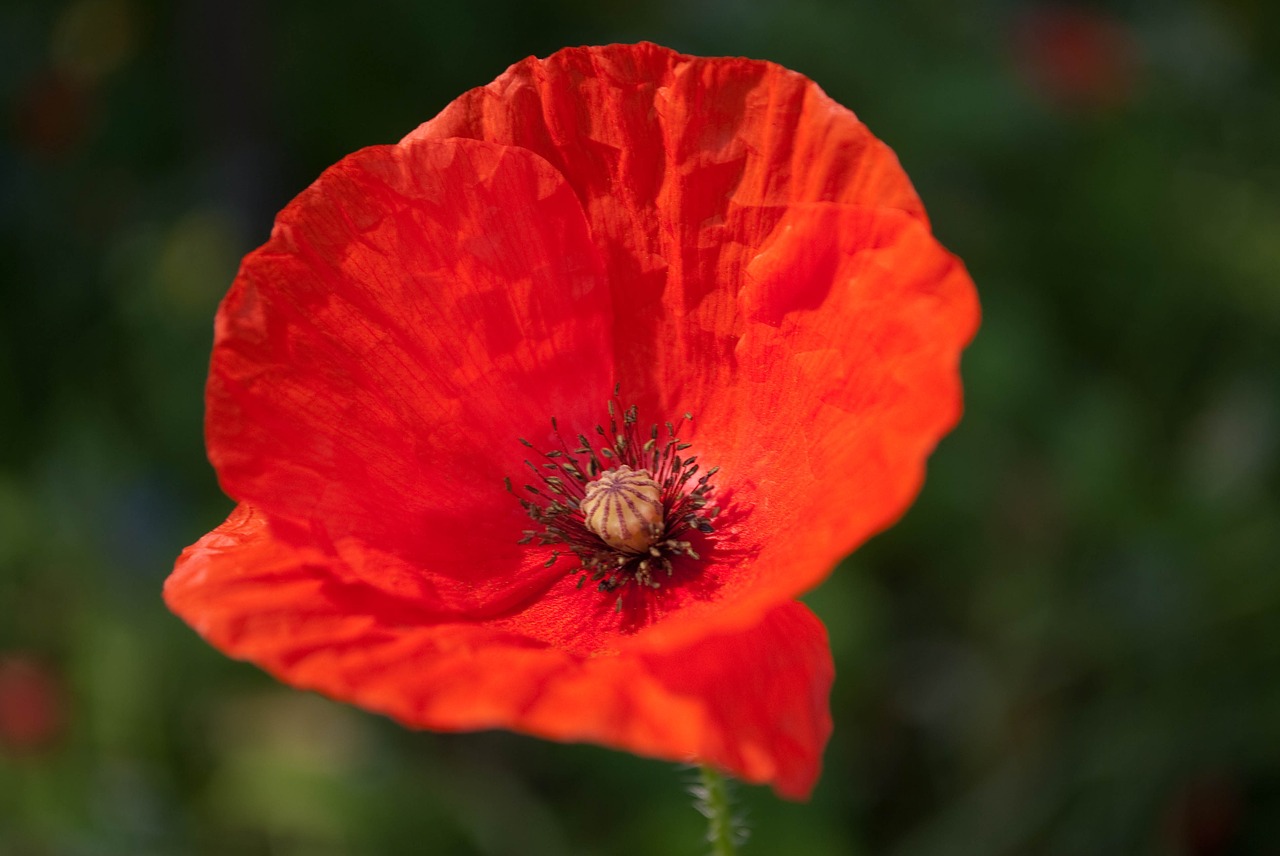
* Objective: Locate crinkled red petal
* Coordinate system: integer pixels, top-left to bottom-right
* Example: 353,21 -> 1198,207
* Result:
411,43 -> 928,412
206,137 -> 613,607
166,505 -> 834,799
631,203 -> 980,650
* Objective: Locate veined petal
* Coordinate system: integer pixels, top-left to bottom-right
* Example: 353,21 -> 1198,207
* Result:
620,203 -> 978,650
166,505 -> 833,799
410,42 -> 927,418
207,137 -> 613,606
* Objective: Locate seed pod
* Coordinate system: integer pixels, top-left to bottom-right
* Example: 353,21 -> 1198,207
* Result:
581,465 -> 664,553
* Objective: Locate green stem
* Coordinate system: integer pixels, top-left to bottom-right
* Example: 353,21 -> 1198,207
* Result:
696,764 -> 741,856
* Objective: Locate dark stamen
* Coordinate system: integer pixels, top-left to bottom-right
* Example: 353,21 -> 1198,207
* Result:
507,392 -> 721,606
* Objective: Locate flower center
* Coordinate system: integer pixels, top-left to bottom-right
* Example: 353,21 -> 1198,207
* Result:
508,392 -> 720,610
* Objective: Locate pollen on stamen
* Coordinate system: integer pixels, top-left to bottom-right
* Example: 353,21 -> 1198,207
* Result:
508,392 -> 720,599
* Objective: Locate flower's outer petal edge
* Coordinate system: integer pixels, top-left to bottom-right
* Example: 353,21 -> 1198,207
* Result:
165,505 -> 834,800
205,136 -> 614,610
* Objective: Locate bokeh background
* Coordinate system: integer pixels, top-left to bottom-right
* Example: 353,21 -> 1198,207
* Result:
3,0 -> 1279,853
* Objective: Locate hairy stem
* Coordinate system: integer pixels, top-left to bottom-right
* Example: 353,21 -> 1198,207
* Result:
695,764 -> 743,855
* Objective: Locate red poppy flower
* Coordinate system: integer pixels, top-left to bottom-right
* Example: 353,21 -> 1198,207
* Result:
166,42 -> 978,800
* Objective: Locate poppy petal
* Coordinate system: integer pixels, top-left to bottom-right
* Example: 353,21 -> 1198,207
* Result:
166,505 -> 834,799
411,42 -> 928,413
645,202 -> 979,647
206,137 -> 613,605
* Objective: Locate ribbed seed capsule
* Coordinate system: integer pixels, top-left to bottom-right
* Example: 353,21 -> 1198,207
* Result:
581,465 -> 664,553
512,397 -> 720,600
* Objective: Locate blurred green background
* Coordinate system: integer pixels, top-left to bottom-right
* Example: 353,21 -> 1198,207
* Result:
2,0 -> 1279,854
